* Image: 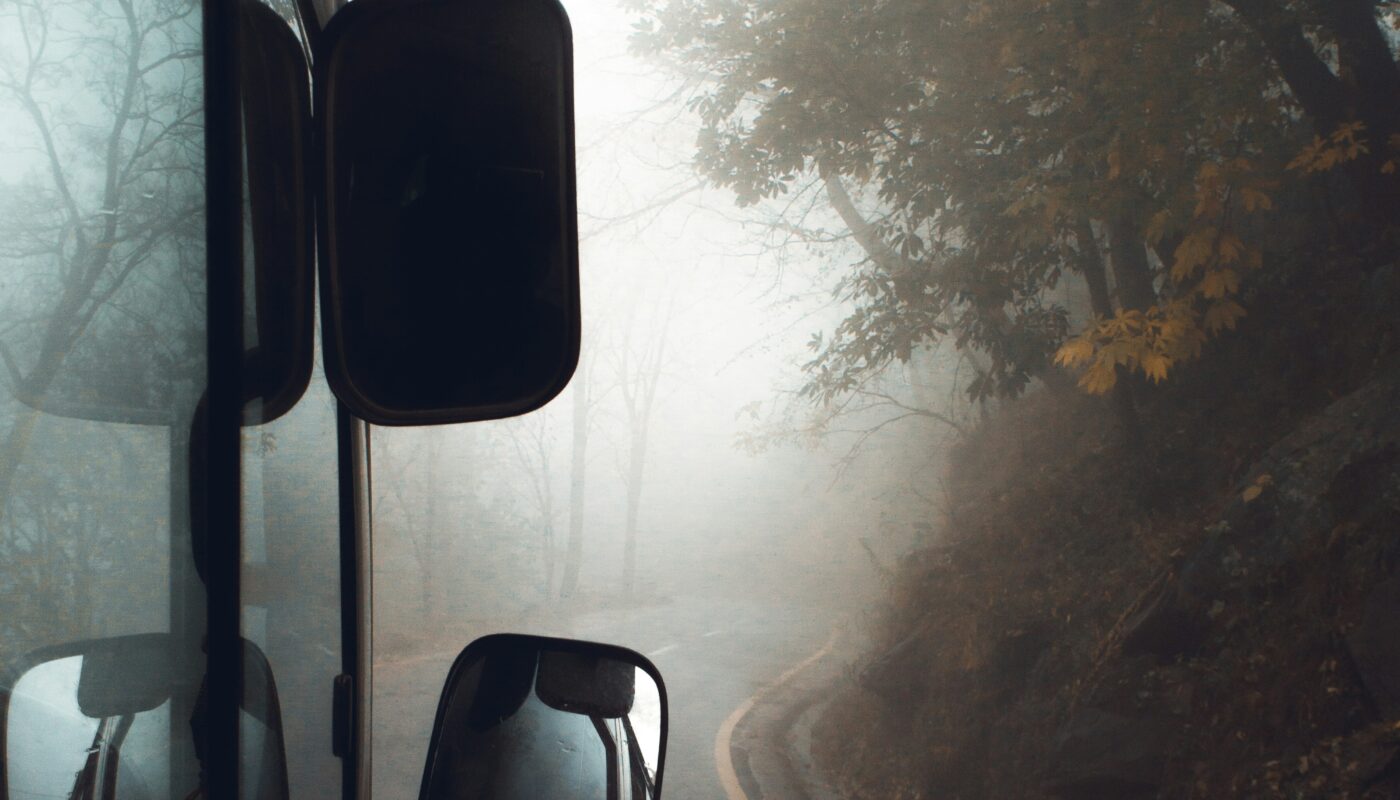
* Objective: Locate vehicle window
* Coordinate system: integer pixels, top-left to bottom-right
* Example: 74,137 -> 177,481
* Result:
239,4 -> 344,795
242,364 -> 343,798
370,1 -> 927,795
0,0 -> 207,793
371,0 -> 1400,798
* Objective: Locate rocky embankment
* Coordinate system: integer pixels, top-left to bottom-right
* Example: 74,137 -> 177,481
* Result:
810,365 -> 1400,798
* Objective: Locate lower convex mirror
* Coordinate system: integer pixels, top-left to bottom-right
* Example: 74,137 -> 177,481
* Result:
420,634 -> 667,800
1,634 -> 289,800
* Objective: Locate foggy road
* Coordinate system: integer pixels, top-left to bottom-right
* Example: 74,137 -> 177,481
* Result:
371,591 -> 852,799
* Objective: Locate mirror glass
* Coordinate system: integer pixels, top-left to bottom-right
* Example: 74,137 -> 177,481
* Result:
421,635 -> 665,800
5,652 -> 175,798
316,0 -> 581,425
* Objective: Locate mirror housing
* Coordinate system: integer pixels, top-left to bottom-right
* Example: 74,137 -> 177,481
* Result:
535,651 -> 636,719
420,634 -> 667,799
1,635 -> 290,800
75,633 -> 174,718
239,0 -> 315,424
315,0 -> 581,426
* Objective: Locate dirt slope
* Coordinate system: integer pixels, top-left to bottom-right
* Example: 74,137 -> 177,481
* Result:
812,261 -> 1400,799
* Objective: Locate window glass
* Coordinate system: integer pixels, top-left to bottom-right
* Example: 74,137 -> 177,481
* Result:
242,361 -> 342,799
369,0 -> 1400,798
0,0 -> 207,795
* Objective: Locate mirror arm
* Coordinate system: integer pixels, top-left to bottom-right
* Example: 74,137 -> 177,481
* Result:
588,715 -> 621,800
66,714 -> 133,800
621,714 -> 655,796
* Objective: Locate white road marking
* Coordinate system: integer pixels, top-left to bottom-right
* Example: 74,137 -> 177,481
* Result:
714,626 -> 842,800
647,643 -> 680,658
702,629 -> 725,638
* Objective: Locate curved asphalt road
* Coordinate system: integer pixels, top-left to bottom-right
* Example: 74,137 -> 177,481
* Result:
371,592 -> 851,799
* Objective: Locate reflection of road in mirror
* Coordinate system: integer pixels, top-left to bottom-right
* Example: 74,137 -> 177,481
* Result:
427,687 -> 609,799
7,654 -> 177,799
424,639 -> 664,800
7,656 -> 97,796
629,671 -> 662,782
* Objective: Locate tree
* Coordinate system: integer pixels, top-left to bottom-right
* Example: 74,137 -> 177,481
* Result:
0,0 -> 205,650
502,409 -> 562,598
0,0 -> 204,496
557,352 -> 598,598
607,291 -> 672,596
631,0 -> 1399,433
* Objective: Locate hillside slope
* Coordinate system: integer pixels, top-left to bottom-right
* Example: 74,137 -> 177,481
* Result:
812,258 -> 1400,798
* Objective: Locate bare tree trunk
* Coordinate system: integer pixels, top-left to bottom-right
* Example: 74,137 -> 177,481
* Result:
1075,218 -> 1114,320
1222,0 -> 1400,226
558,362 -> 590,598
616,305 -> 670,597
1106,216 -> 1154,446
0,0 -> 201,517
622,427 -> 648,596
1108,215 -> 1157,313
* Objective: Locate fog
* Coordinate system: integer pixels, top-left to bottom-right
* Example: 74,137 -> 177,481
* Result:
366,1 -> 972,795
2,0 -> 1395,797
369,0 -> 972,632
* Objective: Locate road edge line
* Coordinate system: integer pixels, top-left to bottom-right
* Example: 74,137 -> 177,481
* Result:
714,625 -> 842,800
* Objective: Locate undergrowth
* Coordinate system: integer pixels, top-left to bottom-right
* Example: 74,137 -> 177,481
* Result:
812,249 -> 1400,798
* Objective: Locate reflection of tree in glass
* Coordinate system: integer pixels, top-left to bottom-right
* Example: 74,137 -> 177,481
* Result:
0,0 -> 205,651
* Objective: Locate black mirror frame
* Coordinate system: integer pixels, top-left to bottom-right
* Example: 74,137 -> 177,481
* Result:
418,633 -> 668,800
239,0 -> 316,426
312,0 -> 582,427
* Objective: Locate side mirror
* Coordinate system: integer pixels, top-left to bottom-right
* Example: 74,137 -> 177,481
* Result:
1,635 -> 289,800
239,0 -> 315,424
315,0 -> 581,425
420,634 -> 667,800
0,0 -> 314,428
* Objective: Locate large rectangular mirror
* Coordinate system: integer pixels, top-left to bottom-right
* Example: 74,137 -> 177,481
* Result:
316,0 -> 582,426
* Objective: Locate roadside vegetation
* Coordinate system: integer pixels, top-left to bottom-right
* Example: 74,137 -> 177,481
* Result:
635,0 -> 1400,795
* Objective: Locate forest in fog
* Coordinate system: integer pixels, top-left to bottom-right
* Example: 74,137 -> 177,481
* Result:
373,1 -> 1400,797
1,0 -> 1398,797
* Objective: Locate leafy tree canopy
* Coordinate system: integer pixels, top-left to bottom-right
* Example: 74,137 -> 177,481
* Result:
631,0 -> 1400,406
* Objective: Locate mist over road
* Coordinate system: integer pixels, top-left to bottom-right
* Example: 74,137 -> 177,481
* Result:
372,587 -> 854,799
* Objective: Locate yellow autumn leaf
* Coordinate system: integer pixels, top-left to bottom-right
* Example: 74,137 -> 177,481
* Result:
1344,139 -> 1371,159
1217,233 -> 1245,264
1241,474 -> 1271,503
1144,209 -> 1171,245
1287,136 -> 1326,172
1078,360 -> 1117,394
1204,299 -> 1247,333
1331,120 -> 1367,142
1172,228 -> 1215,281
1097,340 -> 1136,368
1055,336 -> 1095,368
1141,351 -> 1171,383
1198,268 -> 1239,299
